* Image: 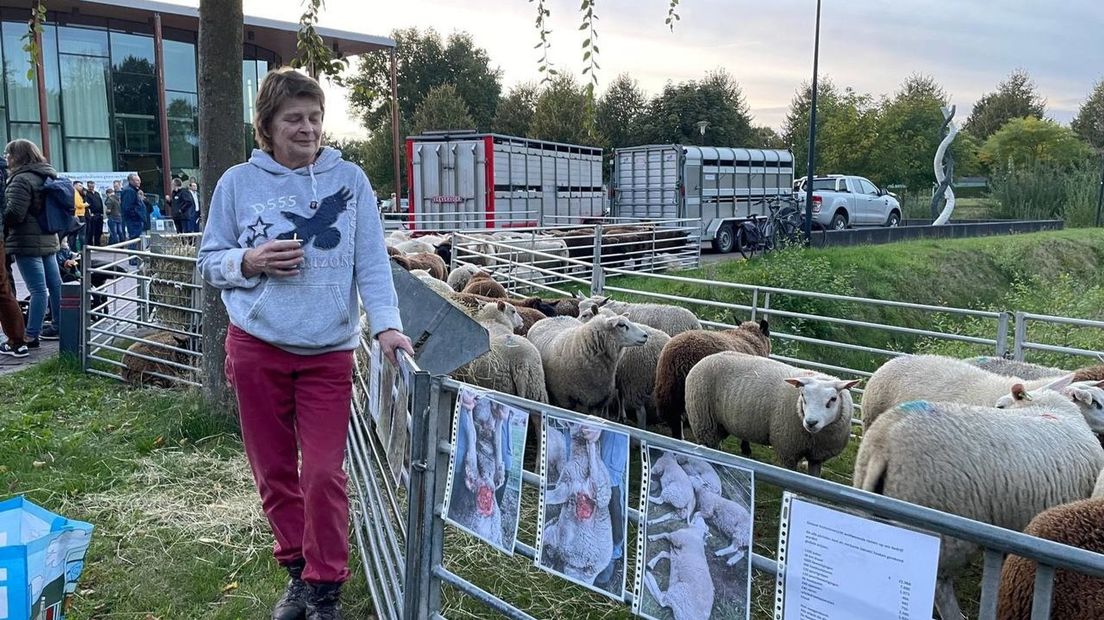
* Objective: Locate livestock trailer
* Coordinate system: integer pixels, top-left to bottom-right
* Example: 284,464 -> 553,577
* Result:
406,131 -> 605,231
612,145 -> 795,252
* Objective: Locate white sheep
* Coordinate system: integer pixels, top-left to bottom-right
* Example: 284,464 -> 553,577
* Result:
394,239 -> 436,255
643,514 -> 714,620
685,352 -> 859,477
447,264 -> 481,292
861,354 -> 1075,431
1095,469 -> 1104,499
676,454 -> 722,495
964,355 -> 1068,380
449,395 -> 507,547
411,269 -> 453,297
854,375 -> 1104,620
542,423 -> 613,585
647,451 -> 697,526
526,314 -> 649,417
994,379 -> 1104,432
453,302 -> 548,403
581,306 -> 671,427
689,474 -> 751,566
577,294 -> 702,337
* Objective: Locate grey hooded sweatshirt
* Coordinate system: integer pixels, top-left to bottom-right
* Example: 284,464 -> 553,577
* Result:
197,147 -> 402,355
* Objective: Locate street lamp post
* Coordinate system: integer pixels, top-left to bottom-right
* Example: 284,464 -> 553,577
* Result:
696,120 -> 709,146
803,0 -> 823,244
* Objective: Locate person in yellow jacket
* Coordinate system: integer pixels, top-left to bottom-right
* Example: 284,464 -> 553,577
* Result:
70,180 -> 87,250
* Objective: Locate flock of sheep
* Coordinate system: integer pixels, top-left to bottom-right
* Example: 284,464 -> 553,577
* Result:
387,245 -> 1104,619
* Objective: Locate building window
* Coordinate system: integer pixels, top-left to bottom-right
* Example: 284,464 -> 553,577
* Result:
167,91 -> 198,171
58,26 -> 109,57
114,115 -> 159,154
163,40 -> 196,93
3,21 -> 61,125
110,32 -> 154,73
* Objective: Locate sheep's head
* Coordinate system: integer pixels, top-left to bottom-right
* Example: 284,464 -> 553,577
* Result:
670,514 -> 710,552
495,300 -> 523,331
577,296 -> 609,319
999,376 -> 1104,432
737,320 -> 771,355
785,376 -> 860,433
602,313 -> 648,347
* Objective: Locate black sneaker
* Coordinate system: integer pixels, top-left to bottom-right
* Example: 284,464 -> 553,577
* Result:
39,326 -> 60,341
24,338 -> 40,349
0,342 -> 28,358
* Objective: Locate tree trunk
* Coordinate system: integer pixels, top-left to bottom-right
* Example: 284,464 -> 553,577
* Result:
198,0 -> 243,412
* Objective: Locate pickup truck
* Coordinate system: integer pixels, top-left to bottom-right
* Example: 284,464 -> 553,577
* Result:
794,175 -> 901,230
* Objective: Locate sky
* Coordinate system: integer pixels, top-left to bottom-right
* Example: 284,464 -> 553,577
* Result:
175,0 -> 1104,140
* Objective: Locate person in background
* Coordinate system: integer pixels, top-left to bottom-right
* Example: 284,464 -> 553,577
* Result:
197,67 -> 412,620
84,181 -> 105,247
104,188 -> 121,245
69,180 -> 87,251
120,174 -> 144,243
0,154 -> 26,358
188,180 -> 201,231
174,178 -> 198,234
55,237 -> 79,282
169,178 -> 183,233
2,139 -> 61,345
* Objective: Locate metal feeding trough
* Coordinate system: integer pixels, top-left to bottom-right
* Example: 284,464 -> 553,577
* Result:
387,262 -> 488,375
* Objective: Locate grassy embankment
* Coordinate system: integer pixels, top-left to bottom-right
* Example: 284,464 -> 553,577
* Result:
4,228 -> 1103,619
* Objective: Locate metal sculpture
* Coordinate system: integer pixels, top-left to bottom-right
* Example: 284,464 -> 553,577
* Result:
931,105 -> 957,225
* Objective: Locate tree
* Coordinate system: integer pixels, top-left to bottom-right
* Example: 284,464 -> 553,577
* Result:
871,75 -> 948,191
1071,79 -> 1104,151
782,78 -> 841,178
980,117 -> 1093,170
637,69 -> 752,146
360,118 -> 410,198
198,0 -> 243,410
748,125 -> 784,149
963,69 -> 1047,141
492,83 -> 539,136
347,28 -> 501,132
596,73 -> 647,149
528,75 -> 594,144
411,84 -> 476,134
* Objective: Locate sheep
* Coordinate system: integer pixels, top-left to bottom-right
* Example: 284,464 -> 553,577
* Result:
653,320 -> 772,439
685,352 -> 858,477
542,423 -> 613,585
526,314 -> 649,417
643,514 -> 714,620
448,264 -> 481,292
122,331 -> 195,387
449,395 -> 507,547
391,252 -> 447,280
513,306 -> 547,336
576,294 -> 702,337
861,354 -> 1087,431
676,454 -> 722,495
434,237 -> 452,265
510,296 -> 561,318
647,451 -> 697,526
386,245 -> 403,257
1095,469 -> 1104,498
394,239 -> 435,255
453,303 -> 549,403
582,305 -> 670,427
689,474 -> 752,566
994,379 -> 1104,432
462,272 -> 508,298
964,356 -> 1068,380
1073,364 -> 1104,383
410,269 -> 453,297
853,375 -> 1104,620
996,497 -> 1104,620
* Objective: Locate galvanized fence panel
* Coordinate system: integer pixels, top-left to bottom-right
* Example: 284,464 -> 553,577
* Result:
1013,312 -> 1104,366
370,373 -> 1104,620
81,235 -> 203,387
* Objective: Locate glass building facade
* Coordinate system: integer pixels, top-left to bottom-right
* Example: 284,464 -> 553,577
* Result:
0,7 -> 278,195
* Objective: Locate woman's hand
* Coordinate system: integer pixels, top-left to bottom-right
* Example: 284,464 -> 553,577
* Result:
241,239 -> 304,278
378,328 -> 414,365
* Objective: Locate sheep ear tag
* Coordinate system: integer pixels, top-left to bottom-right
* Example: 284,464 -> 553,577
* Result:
1011,383 -> 1031,401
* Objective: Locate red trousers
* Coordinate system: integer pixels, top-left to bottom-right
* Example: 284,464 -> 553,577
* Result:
225,324 -> 354,584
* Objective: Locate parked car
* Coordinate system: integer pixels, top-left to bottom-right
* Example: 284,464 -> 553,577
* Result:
794,175 -> 901,229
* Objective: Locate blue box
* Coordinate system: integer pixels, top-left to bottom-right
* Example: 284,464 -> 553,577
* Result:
0,497 -> 93,620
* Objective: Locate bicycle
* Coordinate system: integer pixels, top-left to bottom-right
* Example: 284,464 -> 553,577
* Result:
734,195 -> 803,259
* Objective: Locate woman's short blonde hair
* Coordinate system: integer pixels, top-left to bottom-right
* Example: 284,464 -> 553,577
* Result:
4,139 -> 47,168
252,67 -> 326,152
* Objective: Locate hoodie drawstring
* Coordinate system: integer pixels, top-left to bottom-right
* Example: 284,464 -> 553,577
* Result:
308,163 -> 319,205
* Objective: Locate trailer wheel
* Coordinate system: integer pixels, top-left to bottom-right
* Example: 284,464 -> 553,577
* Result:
712,222 -> 736,253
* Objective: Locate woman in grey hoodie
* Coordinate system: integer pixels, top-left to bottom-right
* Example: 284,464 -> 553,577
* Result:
197,68 -> 412,620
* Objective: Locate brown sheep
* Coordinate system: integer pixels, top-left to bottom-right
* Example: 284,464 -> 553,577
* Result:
386,245 -> 403,257
391,252 -> 447,281
653,320 -> 771,439
997,497 -> 1104,620
513,306 -> 547,336
462,272 -> 508,298
1074,365 -> 1104,383
122,331 -> 195,388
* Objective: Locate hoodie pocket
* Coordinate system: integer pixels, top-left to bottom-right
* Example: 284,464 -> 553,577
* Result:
244,282 -> 352,348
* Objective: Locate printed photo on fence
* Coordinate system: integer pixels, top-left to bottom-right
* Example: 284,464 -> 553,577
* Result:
635,447 -> 754,620
375,358 -> 398,448
442,387 -> 531,555
536,415 -> 630,600
386,359 -> 412,486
